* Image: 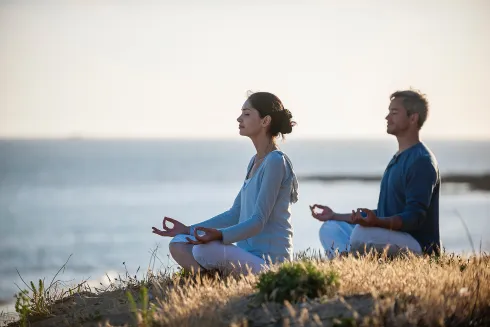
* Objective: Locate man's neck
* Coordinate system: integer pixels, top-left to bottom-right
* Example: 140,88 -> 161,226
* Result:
396,133 -> 420,154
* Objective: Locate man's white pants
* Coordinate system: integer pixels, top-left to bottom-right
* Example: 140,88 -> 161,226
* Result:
319,221 -> 422,259
170,234 -> 267,274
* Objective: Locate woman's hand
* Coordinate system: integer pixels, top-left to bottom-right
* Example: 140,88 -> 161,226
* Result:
186,227 -> 223,245
152,217 -> 190,237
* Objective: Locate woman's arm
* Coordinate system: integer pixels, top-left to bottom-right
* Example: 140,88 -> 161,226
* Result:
188,189 -> 242,235
220,153 -> 286,244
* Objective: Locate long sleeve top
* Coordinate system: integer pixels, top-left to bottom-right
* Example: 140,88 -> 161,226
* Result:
190,150 -> 299,263
376,142 -> 441,254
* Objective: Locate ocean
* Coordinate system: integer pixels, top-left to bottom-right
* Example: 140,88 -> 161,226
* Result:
1,138 -> 489,305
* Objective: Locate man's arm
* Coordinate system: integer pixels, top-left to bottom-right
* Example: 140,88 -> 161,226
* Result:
397,156 -> 438,232
359,157 -> 437,231
332,213 -> 354,223
353,209 -> 403,230
311,205 -> 378,223
331,209 -> 378,224
373,215 -> 403,230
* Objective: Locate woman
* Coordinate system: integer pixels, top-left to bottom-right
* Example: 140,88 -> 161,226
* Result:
152,91 -> 298,275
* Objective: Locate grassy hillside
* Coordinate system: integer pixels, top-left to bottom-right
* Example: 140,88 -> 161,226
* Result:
2,249 -> 489,327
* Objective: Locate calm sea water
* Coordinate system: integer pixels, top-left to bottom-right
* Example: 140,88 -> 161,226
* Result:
1,139 -> 489,304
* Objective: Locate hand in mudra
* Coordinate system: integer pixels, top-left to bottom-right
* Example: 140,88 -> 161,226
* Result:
351,208 -> 378,227
186,227 -> 223,245
309,204 -> 335,221
152,217 -> 189,237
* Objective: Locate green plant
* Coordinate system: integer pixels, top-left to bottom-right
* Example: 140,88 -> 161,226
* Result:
12,254 -> 88,326
14,289 -> 30,327
14,278 -> 53,326
127,286 -> 156,327
255,261 -> 340,303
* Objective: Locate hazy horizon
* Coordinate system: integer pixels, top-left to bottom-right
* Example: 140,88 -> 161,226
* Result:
1,135 -> 490,142
1,0 -> 489,140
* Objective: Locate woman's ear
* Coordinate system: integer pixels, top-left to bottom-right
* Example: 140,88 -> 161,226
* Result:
262,115 -> 272,128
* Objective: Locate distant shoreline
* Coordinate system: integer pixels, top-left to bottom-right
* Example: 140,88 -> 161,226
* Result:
1,137 -> 490,142
298,173 -> 490,191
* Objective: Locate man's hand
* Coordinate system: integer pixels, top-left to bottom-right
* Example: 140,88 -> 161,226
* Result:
309,204 -> 336,221
186,227 -> 223,245
152,217 -> 190,237
351,208 -> 379,227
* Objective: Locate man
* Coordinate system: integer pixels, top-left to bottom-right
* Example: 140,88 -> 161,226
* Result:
311,89 -> 440,257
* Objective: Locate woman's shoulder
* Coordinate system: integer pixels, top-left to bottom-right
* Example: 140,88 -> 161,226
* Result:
267,150 -> 285,162
266,150 -> 299,202
266,150 -> 294,168
246,150 -> 294,171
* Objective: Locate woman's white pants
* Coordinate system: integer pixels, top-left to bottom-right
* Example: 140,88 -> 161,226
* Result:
170,234 -> 267,274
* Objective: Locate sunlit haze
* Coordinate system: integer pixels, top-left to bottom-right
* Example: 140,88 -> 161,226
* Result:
1,0 -> 489,139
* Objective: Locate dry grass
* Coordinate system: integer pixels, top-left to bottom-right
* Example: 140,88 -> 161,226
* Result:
6,250 -> 490,327
0,311 -> 17,327
118,250 -> 490,327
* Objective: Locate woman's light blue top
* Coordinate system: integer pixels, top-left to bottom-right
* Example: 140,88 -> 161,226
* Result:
190,150 -> 298,263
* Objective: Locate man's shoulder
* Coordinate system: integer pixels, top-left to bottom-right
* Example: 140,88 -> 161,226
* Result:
408,143 -> 438,165
405,144 -> 440,179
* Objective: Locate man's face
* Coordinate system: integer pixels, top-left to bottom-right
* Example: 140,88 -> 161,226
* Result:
385,97 -> 417,136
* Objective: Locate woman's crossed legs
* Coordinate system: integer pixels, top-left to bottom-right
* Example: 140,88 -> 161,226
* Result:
169,234 -> 267,275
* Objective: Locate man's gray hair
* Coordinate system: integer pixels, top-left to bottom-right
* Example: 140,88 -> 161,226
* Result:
390,89 -> 429,129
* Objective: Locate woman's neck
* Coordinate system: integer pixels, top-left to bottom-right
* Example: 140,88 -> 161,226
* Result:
251,134 -> 276,159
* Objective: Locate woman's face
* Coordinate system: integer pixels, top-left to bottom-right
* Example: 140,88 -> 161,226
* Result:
237,100 -> 270,137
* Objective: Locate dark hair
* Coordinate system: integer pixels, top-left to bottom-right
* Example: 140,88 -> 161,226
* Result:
390,89 -> 429,129
247,91 -> 296,138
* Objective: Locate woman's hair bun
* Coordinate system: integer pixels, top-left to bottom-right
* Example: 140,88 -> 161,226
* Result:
246,91 -> 296,138
280,109 -> 294,134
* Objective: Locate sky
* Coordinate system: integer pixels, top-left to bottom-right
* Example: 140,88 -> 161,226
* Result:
1,0 -> 489,139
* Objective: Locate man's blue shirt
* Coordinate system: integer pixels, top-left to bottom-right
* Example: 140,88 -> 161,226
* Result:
376,142 -> 441,254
